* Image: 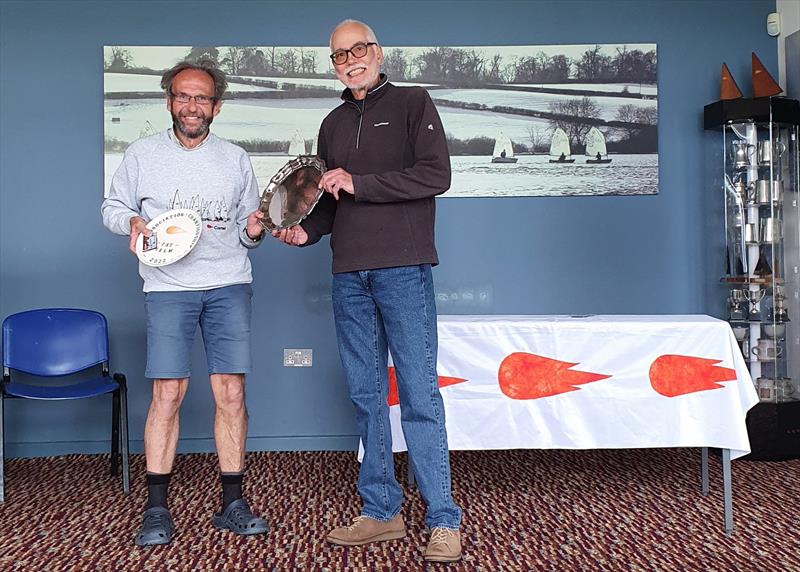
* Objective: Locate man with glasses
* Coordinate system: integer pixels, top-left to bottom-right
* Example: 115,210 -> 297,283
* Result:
102,60 -> 268,546
273,19 -> 463,562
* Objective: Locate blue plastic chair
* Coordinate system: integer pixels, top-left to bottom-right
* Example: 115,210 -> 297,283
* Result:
1,308 -> 130,501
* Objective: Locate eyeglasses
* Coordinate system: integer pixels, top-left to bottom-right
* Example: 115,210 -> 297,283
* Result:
169,92 -> 216,105
329,42 -> 377,66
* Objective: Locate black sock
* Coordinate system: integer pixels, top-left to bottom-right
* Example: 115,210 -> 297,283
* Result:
221,472 -> 244,511
145,472 -> 171,510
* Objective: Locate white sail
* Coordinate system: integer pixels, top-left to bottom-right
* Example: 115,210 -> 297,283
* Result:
584,127 -> 608,158
139,120 -> 157,139
549,128 -> 571,159
288,130 -> 306,156
492,131 -> 514,159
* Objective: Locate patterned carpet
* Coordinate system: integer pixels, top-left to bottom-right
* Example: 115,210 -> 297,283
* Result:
0,448 -> 798,571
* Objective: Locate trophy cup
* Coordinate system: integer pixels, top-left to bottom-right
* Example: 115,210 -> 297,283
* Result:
756,140 -> 786,165
743,223 -> 758,244
756,377 -> 776,401
777,377 -> 796,401
765,285 -> 791,339
752,338 -> 783,360
757,376 -> 794,401
743,288 -> 766,321
760,217 -> 782,243
755,180 -> 783,206
732,324 -> 749,358
728,289 -> 747,321
731,140 -> 755,168
732,179 -> 751,204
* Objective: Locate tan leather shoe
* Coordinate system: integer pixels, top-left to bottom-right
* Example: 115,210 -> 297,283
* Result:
326,514 -> 406,546
424,527 -> 462,562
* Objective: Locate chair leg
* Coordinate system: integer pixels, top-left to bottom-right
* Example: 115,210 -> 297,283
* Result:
111,389 -> 120,477
119,381 -> 130,495
0,395 -> 5,503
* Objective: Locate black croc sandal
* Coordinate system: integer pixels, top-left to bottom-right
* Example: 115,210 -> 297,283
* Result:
135,507 -> 175,546
212,498 -> 269,535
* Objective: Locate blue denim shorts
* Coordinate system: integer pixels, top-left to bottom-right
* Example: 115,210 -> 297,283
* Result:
144,284 -> 253,379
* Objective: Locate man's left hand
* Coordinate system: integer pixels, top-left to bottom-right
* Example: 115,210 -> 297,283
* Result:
319,168 -> 354,201
245,210 -> 265,240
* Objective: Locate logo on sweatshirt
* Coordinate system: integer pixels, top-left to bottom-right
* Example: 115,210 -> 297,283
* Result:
169,189 -> 231,228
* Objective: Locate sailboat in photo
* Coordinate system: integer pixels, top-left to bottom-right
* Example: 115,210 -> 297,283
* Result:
491,131 -> 518,163
288,130 -> 306,156
548,127 -> 575,163
585,127 -> 612,164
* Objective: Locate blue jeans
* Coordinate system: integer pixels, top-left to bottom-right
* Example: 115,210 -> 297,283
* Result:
332,264 -> 462,530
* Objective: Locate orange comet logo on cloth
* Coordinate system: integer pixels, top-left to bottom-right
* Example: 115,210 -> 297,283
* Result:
498,352 -> 610,400
166,226 -> 187,234
387,367 -> 466,406
649,355 -> 737,397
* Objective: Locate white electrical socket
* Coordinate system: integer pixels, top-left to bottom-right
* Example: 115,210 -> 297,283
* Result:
284,349 -> 313,367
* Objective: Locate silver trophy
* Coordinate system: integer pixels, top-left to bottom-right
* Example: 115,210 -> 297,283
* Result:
743,288 -> 766,321
732,324 -> 749,358
258,155 -> 326,232
755,179 -> 783,206
728,289 -> 748,321
760,217 -> 782,243
772,285 -> 790,326
756,139 -> 786,165
731,140 -> 755,168
752,338 -> 783,360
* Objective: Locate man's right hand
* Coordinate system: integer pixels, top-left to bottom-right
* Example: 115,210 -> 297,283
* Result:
272,224 -> 308,246
129,216 -> 151,254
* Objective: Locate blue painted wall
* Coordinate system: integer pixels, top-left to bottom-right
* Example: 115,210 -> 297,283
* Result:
0,0 -> 778,457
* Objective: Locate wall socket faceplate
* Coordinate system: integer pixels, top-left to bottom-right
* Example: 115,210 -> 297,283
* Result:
284,349 -> 312,367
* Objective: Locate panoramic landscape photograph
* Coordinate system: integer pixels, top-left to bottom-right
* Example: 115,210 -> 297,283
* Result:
104,43 -> 658,198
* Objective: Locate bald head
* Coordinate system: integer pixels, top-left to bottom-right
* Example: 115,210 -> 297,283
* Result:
329,19 -> 379,49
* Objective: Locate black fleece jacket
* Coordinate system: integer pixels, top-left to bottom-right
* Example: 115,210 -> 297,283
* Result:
301,75 -> 451,273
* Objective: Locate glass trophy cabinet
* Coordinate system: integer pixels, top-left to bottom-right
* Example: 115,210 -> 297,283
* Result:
705,97 -> 800,460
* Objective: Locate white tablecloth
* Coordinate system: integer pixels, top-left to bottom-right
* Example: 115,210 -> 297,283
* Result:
380,315 -> 758,459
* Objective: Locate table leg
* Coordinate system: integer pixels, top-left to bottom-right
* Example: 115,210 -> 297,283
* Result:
700,447 -> 709,495
722,448 -> 733,535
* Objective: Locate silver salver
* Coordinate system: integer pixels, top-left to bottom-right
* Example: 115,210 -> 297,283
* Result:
258,155 -> 326,231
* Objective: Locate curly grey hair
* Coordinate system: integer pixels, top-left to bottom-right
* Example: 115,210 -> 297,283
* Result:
160,59 -> 228,100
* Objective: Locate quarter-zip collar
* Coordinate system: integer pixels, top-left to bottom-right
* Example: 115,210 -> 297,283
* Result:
340,73 -> 390,108
341,74 -> 391,149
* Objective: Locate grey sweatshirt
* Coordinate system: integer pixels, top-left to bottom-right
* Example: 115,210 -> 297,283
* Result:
102,130 -> 261,292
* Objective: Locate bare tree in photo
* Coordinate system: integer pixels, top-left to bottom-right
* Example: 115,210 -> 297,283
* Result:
266,47 -> 277,73
185,46 -> 220,66
276,48 -> 299,75
302,50 -> 318,75
105,47 -> 132,72
527,125 -> 547,153
575,45 -> 613,81
547,96 -> 601,147
383,49 -> 408,81
241,49 -> 269,75
613,103 -> 657,139
486,53 -> 504,83
221,47 -> 252,75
